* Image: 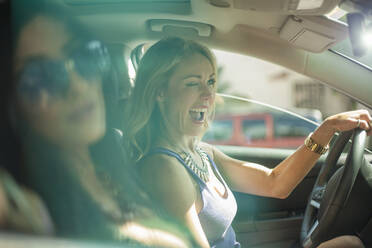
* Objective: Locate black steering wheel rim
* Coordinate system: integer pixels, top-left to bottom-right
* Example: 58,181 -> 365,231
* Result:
300,129 -> 367,248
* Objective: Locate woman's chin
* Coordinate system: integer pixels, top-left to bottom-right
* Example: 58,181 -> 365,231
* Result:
77,110 -> 106,144
83,123 -> 106,144
60,122 -> 106,147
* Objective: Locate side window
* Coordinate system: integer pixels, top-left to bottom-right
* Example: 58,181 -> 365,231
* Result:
203,96 -> 319,149
202,49 -> 371,150
242,119 -> 266,141
274,116 -> 316,138
203,120 -> 233,142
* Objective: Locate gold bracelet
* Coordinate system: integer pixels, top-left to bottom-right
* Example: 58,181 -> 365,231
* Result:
304,132 -> 329,155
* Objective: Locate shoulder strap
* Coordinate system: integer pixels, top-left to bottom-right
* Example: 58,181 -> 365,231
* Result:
147,148 -> 206,186
203,151 -> 229,188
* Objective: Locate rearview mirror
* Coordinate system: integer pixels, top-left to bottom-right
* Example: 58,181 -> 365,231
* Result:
347,12 -> 372,57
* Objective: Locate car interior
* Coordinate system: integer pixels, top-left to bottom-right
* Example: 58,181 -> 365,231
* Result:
1,0 -> 372,247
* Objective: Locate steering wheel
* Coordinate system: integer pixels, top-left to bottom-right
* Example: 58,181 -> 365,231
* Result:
300,129 -> 367,248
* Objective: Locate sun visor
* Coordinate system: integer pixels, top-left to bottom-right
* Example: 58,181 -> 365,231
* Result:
65,0 -> 188,3
218,0 -> 341,15
149,19 -> 213,37
279,15 -> 348,52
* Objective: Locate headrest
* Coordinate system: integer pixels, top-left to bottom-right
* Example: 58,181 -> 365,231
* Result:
130,43 -> 151,73
107,43 -> 134,100
104,43 -> 135,130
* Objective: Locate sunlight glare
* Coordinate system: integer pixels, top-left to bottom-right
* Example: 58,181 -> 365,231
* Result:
362,31 -> 372,47
119,222 -> 188,248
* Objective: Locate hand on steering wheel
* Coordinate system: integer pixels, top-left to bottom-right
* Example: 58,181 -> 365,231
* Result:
300,129 -> 368,248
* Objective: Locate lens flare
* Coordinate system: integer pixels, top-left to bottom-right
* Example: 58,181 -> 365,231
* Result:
362,31 -> 372,47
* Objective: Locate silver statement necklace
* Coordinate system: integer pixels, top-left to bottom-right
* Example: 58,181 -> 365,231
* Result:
179,146 -> 210,182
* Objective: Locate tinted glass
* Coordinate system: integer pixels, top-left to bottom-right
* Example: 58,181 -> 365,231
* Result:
203,95 -> 319,149
274,116 -> 316,138
203,120 -> 233,142
242,119 -> 266,141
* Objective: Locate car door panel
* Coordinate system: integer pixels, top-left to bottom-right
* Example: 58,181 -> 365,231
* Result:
234,216 -> 302,247
217,146 -> 327,247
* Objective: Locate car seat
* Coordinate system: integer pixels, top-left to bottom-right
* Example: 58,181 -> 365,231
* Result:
105,43 -> 135,131
130,43 -> 150,72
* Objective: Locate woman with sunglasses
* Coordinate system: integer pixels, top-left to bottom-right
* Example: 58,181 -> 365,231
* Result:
11,1 -> 195,247
126,37 -> 370,248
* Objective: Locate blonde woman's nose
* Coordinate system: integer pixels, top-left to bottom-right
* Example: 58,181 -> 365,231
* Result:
201,85 -> 213,100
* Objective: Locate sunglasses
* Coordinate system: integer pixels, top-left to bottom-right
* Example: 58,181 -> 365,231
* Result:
17,40 -> 111,99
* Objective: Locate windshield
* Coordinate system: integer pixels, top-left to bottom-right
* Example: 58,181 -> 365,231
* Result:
329,15 -> 372,70
331,37 -> 372,70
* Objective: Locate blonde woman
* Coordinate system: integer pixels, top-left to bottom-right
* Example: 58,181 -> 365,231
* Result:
126,37 -> 370,248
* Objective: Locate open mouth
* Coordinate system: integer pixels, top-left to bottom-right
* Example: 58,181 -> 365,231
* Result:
189,108 -> 207,122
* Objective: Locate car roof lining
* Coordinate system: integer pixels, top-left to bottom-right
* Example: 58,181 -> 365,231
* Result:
46,0 -> 372,107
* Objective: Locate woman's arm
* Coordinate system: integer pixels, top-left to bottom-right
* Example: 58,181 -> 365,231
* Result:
0,168 -> 54,234
208,110 -> 372,199
139,154 -> 211,248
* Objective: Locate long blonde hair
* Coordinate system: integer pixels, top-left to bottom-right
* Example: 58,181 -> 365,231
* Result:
125,37 -> 217,161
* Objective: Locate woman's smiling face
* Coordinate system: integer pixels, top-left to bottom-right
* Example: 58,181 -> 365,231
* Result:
160,52 -> 216,138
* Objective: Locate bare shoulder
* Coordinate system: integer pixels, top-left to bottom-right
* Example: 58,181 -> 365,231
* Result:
139,153 -> 190,182
138,153 -> 197,213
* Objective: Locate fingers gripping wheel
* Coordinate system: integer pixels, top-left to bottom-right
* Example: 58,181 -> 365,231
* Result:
300,129 -> 367,248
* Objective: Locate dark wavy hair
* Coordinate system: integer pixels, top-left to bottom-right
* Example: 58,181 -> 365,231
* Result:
10,0 -> 151,236
0,0 -> 19,178
9,2 -> 196,244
